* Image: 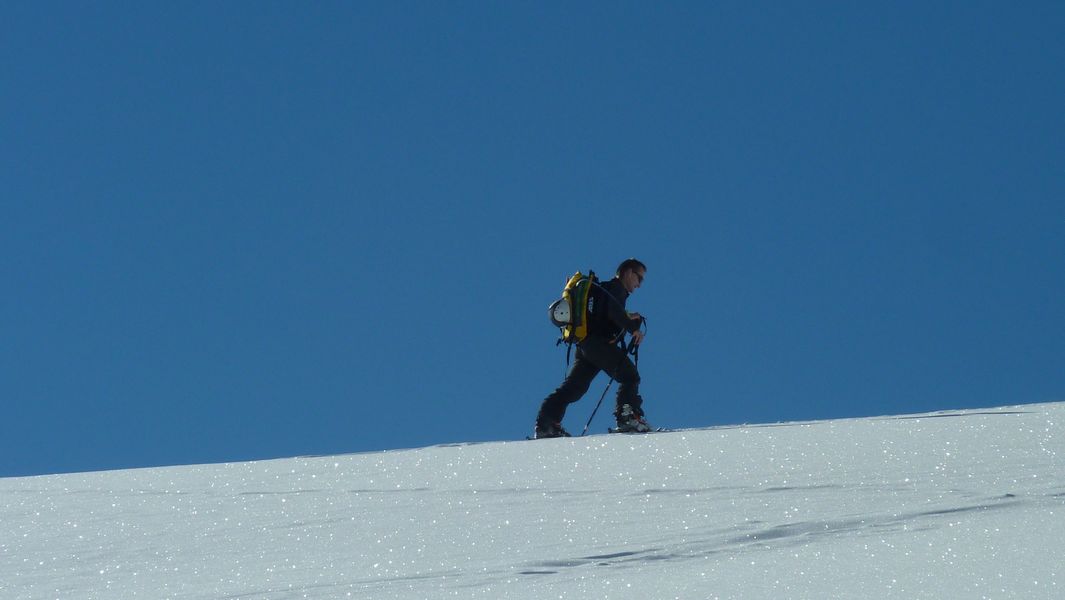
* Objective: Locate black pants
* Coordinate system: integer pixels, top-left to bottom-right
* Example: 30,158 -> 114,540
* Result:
537,336 -> 641,425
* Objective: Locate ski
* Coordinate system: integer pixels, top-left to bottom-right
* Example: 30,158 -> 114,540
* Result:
525,427 -> 671,440
607,427 -> 672,434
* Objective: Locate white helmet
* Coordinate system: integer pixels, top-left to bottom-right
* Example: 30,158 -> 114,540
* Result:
548,298 -> 570,327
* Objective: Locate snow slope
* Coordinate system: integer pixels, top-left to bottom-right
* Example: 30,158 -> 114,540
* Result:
2,403 -> 1063,599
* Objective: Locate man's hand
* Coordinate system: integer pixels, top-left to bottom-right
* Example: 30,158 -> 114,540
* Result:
627,312 -> 645,346
630,329 -> 645,346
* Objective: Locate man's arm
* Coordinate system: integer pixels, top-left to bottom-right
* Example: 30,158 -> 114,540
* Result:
602,281 -> 643,334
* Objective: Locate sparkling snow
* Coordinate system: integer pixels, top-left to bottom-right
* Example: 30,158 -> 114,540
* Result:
2,403 -> 1062,599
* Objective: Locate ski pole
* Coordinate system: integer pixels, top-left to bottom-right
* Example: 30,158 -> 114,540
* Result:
580,377 -> 614,437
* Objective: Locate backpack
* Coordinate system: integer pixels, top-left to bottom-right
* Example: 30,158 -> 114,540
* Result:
548,270 -> 599,344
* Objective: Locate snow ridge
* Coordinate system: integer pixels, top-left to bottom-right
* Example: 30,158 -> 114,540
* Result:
2,403 -> 1062,599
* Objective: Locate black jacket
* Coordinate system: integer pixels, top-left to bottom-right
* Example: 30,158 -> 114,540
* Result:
587,277 -> 641,341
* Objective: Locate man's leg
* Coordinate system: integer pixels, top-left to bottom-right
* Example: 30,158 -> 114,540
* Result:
609,352 -> 641,417
536,348 -> 600,429
575,337 -> 641,414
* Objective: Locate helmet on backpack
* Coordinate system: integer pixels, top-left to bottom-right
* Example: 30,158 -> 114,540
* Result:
548,298 -> 570,327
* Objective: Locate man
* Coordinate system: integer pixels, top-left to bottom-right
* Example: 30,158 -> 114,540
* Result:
534,258 -> 651,438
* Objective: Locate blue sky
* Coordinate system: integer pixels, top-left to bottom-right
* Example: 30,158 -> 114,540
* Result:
3,2 -> 1062,477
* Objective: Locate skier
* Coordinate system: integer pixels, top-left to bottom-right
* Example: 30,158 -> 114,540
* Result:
534,258 -> 650,438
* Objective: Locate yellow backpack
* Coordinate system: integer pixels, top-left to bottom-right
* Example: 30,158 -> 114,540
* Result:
548,270 -> 599,344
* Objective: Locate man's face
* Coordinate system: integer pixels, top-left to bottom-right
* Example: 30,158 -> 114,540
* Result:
622,268 -> 646,293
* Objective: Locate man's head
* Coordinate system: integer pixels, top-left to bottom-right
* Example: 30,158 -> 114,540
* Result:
616,258 -> 647,293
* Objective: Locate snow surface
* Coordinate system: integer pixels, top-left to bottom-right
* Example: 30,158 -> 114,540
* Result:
2,403 -> 1063,600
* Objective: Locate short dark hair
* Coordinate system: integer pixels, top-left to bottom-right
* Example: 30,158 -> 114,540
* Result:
616,258 -> 647,277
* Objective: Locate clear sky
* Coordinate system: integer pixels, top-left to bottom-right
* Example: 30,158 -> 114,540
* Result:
3,2 -> 1063,477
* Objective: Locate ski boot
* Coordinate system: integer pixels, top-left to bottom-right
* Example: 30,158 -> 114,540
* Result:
533,420 -> 572,439
613,403 -> 652,433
